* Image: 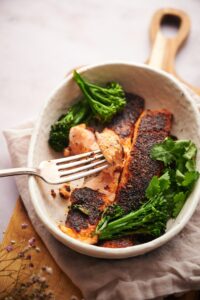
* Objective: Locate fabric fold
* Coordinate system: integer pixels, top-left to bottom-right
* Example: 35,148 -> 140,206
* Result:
3,87 -> 200,300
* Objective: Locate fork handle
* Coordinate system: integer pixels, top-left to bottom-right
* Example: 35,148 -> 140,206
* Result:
0,167 -> 37,178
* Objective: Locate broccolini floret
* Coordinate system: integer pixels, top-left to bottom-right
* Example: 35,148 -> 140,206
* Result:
49,70 -> 127,152
48,100 -> 91,152
73,70 -> 126,123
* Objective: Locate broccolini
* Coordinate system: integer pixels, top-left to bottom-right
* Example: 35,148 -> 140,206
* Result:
48,100 -> 90,152
49,70 -> 127,152
73,70 -> 126,123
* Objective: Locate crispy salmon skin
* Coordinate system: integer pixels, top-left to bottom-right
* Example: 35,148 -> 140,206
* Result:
108,93 -> 145,139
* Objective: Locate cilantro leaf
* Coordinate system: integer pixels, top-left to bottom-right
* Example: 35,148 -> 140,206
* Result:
172,192 -> 186,218
150,138 -> 174,165
185,160 -> 196,172
146,176 -> 160,199
183,142 -> 197,160
159,171 -> 170,191
182,171 -> 199,188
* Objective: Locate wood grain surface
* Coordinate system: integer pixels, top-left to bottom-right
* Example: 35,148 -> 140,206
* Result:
0,199 -> 82,299
1,7 -> 200,300
147,8 -> 200,94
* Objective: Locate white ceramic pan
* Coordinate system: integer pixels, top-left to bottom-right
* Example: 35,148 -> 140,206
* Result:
28,9 -> 200,259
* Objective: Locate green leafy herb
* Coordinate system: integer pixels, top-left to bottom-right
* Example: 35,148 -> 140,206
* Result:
73,70 -> 126,123
151,138 -> 197,171
151,138 -> 199,217
172,192 -> 186,218
98,138 -> 199,240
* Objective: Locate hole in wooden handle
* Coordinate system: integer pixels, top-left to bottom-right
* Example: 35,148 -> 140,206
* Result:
161,14 -> 181,37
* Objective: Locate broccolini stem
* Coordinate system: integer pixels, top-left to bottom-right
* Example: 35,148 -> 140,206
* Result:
98,196 -> 169,240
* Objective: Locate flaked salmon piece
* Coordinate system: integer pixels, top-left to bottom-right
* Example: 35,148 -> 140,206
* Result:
85,127 -> 125,202
62,124 -> 99,192
84,166 -> 121,203
95,128 -> 123,165
69,124 -> 99,154
115,109 -> 173,213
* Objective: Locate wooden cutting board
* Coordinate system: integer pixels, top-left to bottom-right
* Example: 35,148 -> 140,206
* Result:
1,8 -> 200,300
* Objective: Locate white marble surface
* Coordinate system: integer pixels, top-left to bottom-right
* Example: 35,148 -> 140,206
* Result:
0,0 -> 200,241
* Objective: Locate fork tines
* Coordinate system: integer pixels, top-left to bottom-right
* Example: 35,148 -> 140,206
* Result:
55,149 -> 101,164
54,150 -> 108,182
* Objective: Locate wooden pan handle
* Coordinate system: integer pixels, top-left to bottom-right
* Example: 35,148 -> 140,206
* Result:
147,8 -> 200,95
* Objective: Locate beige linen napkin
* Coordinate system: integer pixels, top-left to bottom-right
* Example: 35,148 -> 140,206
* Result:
3,88 -> 200,300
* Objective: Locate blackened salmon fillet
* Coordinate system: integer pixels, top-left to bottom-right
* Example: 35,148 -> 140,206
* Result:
115,109 -> 173,213
61,93 -> 145,244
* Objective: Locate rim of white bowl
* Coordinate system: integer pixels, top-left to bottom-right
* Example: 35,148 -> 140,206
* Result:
28,61 -> 200,259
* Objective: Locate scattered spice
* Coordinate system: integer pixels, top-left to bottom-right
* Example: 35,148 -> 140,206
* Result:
51,189 -> 56,198
59,184 -> 71,199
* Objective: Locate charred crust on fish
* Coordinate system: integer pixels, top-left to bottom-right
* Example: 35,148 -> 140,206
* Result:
66,187 -> 104,232
107,93 -> 145,138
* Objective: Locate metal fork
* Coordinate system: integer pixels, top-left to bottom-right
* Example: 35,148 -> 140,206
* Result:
0,150 -> 108,185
